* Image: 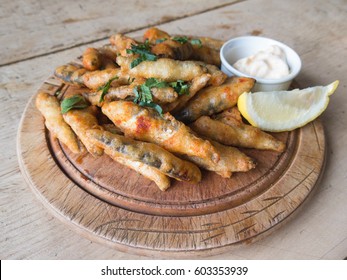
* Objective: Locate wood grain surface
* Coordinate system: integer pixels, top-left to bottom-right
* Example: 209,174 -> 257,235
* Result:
0,0 -> 238,66
17,74 -> 326,256
2,0 -> 347,259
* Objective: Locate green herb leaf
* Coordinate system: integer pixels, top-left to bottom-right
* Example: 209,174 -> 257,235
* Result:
172,36 -> 189,44
130,58 -> 143,68
133,86 -> 140,103
155,38 -> 167,44
132,82 -> 163,115
126,41 -> 157,68
172,36 -> 202,48
190,38 -> 202,48
61,95 -> 89,114
139,84 -> 153,103
98,76 -> 118,102
169,80 -> 190,95
145,78 -> 168,89
139,101 -> 163,115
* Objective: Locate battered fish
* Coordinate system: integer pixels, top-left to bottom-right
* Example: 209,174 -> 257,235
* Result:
101,101 -> 220,164
35,91 -> 83,154
63,105 -> 104,156
185,140 -> 256,177
87,129 -> 201,184
191,115 -> 285,152
174,77 -> 255,123
116,56 -> 208,82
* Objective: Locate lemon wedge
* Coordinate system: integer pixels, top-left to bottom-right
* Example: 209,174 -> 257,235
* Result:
237,81 -> 339,132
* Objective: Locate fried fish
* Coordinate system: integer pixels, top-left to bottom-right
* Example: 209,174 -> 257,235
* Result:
87,129 -> 201,184
35,91 -> 83,154
63,105 -> 104,156
101,100 -> 220,164
174,77 -> 255,123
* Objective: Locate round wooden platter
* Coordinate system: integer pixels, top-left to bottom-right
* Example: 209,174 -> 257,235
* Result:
17,75 -> 326,257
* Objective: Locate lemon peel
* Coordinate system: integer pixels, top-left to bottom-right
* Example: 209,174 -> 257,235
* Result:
237,81 -> 339,132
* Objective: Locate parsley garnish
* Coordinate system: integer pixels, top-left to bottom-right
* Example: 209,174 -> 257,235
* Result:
132,78 -> 190,114
126,40 -> 157,68
144,77 -> 190,95
133,78 -> 169,115
155,38 -> 168,44
133,85 -> 163,115
98,76 -> 118,102
139,101 -> 163,115
190,38 -> 202,48
172,36 -> 202,48
61,95 -> 89,114
145,77 -> 168,89
169,79 -> 190,95
172,36 -> 189,44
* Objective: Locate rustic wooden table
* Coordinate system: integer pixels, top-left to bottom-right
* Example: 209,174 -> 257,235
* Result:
1,0 -> 346,259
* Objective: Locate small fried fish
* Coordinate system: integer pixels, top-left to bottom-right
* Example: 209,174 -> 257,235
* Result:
87,129 -> 201,184
35,91 -> 84,153
102,101 -> 220,165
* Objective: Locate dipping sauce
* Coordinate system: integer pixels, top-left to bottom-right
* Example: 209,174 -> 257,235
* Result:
233,45 -> 290,79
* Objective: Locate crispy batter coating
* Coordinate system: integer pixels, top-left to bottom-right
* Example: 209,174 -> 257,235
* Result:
63,105 -> 104,156
200,63 -> 227,86
175,77 -> 255,123
102,101 -> 220,164
143,27 -> 170,44
190,36 -> 224,50
35,91 -> 83,154
83,82 -> 178,107
82,48 -> 102,71
98,44 -> 119,61
151,39 -> 193,60
191,45 -> 221,67
116,56 -> 208,82
191,115 -> 285,152
115,157 -> 171,191
82,68 -> 129,90
185,140 -> 256,177
213,108 -> 285,152
104,84 -> 178,104
164,73 -> 211,113
54,64 -> 87,86
87,129 -> 201,183
109,33 -> 138,57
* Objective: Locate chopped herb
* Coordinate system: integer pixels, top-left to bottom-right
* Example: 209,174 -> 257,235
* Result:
61,95 -> 89,114
145,77 -> 168,89
172,36 -> 189,44
190,38 -> 202,48
155,38 -> 167,44
139,101 -> 163,115
132,78 -> 166,115
129,57 -> 143,68
172,36 -> 202,48
133,85 -> 163,115
126,40 -> 157,68
98,76 -> 118,102
132,77 -> 190,114
169,80 -> 190,95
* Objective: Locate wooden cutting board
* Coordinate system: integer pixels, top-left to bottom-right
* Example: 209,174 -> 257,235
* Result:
17,75 -> 326,257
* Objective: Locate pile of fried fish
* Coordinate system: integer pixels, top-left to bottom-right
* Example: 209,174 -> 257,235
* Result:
36,27 -> 285,191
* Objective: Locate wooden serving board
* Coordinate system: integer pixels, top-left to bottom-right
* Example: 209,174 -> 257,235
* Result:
17,75 -> 326,257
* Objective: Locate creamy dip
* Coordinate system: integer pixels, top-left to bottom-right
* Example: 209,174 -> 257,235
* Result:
233,45 -> 290,79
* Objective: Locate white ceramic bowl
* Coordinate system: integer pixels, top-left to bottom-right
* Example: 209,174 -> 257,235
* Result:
220,36 -> 302,92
